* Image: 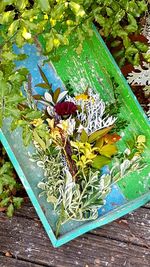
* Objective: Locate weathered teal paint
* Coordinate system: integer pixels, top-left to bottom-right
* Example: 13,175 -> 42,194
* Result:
1,26 -> 150,247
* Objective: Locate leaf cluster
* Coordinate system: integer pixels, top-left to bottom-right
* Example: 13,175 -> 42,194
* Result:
105,78 -> 129,132
0,0 -> 149,66
0,56 -> 44,146
0,144 -> 23,217
72,126 -> 118,170
35,145 -> 113,236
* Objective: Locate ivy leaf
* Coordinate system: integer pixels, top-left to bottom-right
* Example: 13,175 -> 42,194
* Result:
88,126 -> 113,143
100,144 -> 118,158
92,155 -> 111,169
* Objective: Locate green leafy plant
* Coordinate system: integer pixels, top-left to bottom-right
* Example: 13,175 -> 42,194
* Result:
0,1 -> 148,233
25,69 -> 146,236
0,58 -> 44,146
0,0 -> 149,66
0,144 -> 23,217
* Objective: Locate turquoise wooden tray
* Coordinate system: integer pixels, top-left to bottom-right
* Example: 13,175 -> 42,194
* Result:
0,27 -> 150,247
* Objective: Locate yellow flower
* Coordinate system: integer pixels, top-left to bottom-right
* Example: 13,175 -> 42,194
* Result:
30,16 -> 37,22
71,141 -> 97,168
80,143 -> 97,160
53,38 -> 60,47
66,20 -> 74,26
57,120 -> 69,132
47,119 -> 61,140
22,27 -> 31,40
50,18 -> 56,27
44,14 -> 48,20
50,128 -> 61,140
70,2 -> 80,12
47,118 -> 54,129
75,94 -> 89,101
65,2 -> 69,8
78,10 -> 85,17
30,118 -> 43,127
58,14 -> 63,19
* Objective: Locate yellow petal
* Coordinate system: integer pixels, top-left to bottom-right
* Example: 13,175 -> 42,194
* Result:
75,93 -> 88,101
47,118 -> 54,129
22,27 -> 31,40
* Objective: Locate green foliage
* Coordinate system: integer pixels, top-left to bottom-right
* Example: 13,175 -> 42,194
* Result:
105,78 -> 129,132
35,65 -> 53,93
0,51 -> 28,125
88,126 -> 113,143
35,145 -> 113,236
0,144 -> 23,217
0,55 -> 43,146
0,0 -> 148,66
35,66 -> 68,105
92,155 -> 111,169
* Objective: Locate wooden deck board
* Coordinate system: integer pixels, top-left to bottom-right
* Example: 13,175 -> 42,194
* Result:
0,199 -> 150,267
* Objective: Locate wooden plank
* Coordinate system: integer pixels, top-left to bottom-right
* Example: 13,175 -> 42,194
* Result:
0,199 -> 150,267
0,255 -> 43,267
144,202 -> 150,209
92,207 -> 150,248
14,198 -> 150,248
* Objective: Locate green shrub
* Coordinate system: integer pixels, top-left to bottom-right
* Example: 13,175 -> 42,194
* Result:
0,0 -> 149,66
0,144 -> 23,217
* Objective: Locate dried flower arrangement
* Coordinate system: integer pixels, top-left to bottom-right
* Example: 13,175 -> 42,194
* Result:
22,66 -> 146,236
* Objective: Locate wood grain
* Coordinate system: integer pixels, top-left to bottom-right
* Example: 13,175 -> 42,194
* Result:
0,198 -> 149,267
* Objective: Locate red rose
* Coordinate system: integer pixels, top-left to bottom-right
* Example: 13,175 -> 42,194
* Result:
55,101 -> 77,116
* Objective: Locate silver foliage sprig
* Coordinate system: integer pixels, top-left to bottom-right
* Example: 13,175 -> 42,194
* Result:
67,88 -> 116,134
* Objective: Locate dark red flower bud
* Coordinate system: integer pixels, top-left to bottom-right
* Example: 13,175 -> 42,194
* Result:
55,101 -> 77,116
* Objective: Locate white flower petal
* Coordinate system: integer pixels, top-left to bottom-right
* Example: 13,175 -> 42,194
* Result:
44,92 -> 53,104
57,91 -> 68,103
47,106 -> 54,116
